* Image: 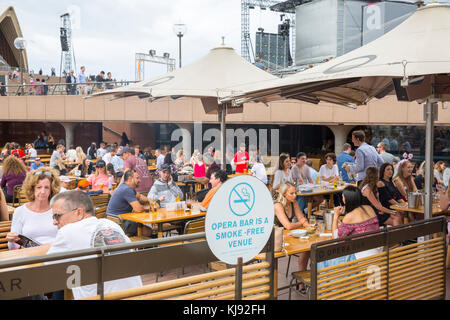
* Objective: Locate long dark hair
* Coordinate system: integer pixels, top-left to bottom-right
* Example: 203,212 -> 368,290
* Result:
379,163 -> 394,182
278,154 -> 289,171
342,185 -> 362,214
360,166 -> 379,196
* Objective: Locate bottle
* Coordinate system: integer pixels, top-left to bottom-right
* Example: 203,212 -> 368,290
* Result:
176,194 -> 180,202
315,176 -> 319,185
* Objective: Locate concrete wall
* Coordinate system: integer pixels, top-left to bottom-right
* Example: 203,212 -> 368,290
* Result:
0,94 -> 449,126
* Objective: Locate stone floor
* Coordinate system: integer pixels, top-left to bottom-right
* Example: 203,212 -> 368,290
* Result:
140,255 -> 450,300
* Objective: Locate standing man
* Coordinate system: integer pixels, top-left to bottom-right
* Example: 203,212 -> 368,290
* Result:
148,164 -> 183,208
95,71 -> 105,90
346,130 -> 384,185
234,143 -> 249,174
102,146 -> 116,165
48,190 -> 143,299
377,142 -> 396,164
119,146 -> 152,193
65,70 -> 77,95
111,146 -> 124,178
105,72 -> 114,89
337,143 -> 355,183
155,149 -> 165,171
77,66 -> 87,95
107,170 -> 154,237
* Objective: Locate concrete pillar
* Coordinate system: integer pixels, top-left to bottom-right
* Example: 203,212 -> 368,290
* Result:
328,125 -> 354,155
60,122 -> 77,148
174,123 -> 194,161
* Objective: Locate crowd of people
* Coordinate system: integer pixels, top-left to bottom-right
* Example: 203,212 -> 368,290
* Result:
0,127 -> 449,299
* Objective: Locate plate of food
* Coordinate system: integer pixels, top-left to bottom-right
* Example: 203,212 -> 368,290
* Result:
289,229 -> 308,238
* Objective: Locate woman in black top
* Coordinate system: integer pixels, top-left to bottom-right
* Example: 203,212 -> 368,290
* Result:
378,163 -> 405,208
414,161 -> 437,190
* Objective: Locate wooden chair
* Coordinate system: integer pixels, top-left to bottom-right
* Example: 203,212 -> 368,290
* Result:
90,193 -> 110,219
106,214 -> 149,242
0,221 -> 12,252
83,261 -> 271,300
8,184 -> 22,208
18,188 -> 28,206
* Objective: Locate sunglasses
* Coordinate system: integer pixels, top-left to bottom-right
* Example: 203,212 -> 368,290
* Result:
52,208 -> 77,221
34,171 -> 52,177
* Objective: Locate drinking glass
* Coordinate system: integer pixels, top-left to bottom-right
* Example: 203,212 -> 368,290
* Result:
309,215 -> 316,227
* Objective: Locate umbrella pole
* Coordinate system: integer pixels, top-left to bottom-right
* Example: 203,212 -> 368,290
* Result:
219,103 -> 227,170
424,99 -> 435,221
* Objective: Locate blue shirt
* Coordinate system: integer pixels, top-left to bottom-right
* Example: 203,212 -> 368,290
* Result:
309,167 -> 319,183
78,72 -> 87,84
30,162 -> 44,171
106,183 -> 136,215
111,155 -> 124,173
337,152 -> 355,183
349,142 -> 384,182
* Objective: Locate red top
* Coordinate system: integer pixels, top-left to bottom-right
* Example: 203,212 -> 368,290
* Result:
194,163 -> 206,178
234,151 -> 249,173
11,149 -> 26,159
338,216 -> 379,238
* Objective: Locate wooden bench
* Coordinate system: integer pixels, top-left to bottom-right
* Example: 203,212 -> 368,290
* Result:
0,221 -> 12,252
83,261 -> 271,300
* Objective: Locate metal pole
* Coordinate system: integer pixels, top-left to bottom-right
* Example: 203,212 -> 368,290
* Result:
235,257 -> 243,300
20,49 -> 24,96
220,104 -> 227,170
424,99 -> 435,221
178,34 -> 182,69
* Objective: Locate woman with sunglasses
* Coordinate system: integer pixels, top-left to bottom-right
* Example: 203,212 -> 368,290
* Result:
87,160 -> 114,192
6,167 -> 60,250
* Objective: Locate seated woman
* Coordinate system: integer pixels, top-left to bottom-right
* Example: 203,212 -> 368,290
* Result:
1,155 -> 27,203
318,153 -> 339,183
318,185 -> 381,269
414,161 -> 437,190
378,163 -> 405,208
318,152 -> 342,206
87,160 -> 113,192
6,167 -> 60,250
393,160 -> 418,221
272,154 -> 293,191
77,158 -> 95,178
360,166 -> 403,227
434,160 -> 446,185
273,182 -> 315,294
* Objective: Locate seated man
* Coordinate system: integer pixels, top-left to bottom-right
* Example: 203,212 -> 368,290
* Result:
148,164 -> 184,208
30,157 -> 45,171
200,170 -> 227,211
48,190 -> 142,299
106,170 -> 154,237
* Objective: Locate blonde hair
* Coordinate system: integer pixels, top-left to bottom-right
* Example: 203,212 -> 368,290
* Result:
23,167 -> 60,202
2,155 -> 27,176
434,161 -> 445,174
76,146 -> 86,161
394,160 -> 415,192
273,182 -> 296,213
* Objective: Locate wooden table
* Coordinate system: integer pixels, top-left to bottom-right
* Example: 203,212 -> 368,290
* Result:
255,228 -> 332,297
119,203 -> 205,238
0,244 -> 51,271
297,184 -> 347,219
390,202 -> 449,216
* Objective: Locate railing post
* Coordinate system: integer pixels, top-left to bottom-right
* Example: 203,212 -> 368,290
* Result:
235,257 -> 243,300
97,248 -> 105,300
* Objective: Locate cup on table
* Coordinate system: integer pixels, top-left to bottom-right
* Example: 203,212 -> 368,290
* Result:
309,215 -> 317,227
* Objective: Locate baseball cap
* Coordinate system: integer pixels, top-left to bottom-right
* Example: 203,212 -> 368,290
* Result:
78,179 -> 90,189
160,164 -> 171,172
59,176 -> 71,183
96,159 -> 106,167
117,146 -> 132,156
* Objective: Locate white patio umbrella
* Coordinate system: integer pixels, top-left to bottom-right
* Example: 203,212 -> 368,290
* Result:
223,3 -> 450,220
93,40 -> 278,169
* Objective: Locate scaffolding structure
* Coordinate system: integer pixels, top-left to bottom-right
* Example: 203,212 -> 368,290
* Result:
135,52 -> 176,82
60,13 -> 76,74
240,0 -> 297,64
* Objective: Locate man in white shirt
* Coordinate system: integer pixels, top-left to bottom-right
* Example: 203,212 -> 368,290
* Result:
96,142 -> 108,159
26,143 -> 38,160
66,145 -> 77,162
102,146 -> 117,165
155,149 -> 165,171
47,190 -> 142,299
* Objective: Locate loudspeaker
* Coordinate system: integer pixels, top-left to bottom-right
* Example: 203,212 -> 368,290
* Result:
60,28 -> 69,52
392,75 -> 432,102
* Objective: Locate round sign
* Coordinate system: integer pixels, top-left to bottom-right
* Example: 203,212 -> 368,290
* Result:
205,175 -> 274,265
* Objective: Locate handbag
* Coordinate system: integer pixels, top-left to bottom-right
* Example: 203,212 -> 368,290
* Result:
273,226 -> 285,252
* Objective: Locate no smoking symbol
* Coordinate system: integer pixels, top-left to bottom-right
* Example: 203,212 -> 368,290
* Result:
228,183 -> 255,217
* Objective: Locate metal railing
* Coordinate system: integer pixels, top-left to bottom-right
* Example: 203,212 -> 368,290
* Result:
0,229 -> 275,300
0,80 -> 139,97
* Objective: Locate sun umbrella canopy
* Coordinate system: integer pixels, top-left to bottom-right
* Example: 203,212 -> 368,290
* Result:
93,43 -> 278,113
223,3 -> 450,107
